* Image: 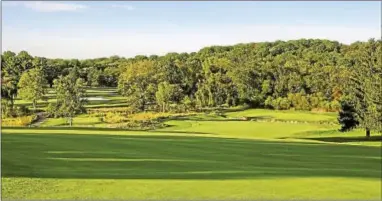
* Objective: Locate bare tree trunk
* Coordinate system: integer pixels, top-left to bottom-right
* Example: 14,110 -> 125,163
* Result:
69,117 -> 72,127
366,128 -> 370,137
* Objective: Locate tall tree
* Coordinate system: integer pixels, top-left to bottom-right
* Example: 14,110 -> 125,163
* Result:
155,82 -> 180,112
54,69 -> 87,126
17,68 -> 48,111
338,98 -> 359,132
1,51 -> 22,115
118,60 -> 157,111
346,39 -> 382,137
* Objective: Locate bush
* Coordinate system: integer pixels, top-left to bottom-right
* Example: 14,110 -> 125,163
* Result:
264,96 -> 273,109
267,97 -> 291,110
1,115 -> 36,126
102,112 -> 127,123
330,100 -> 341,112
88,107 -> 134,117
278,98 -> 291,110
113,120 -> 166,130
129,112 -> 170,121
288,93 -> 311,110
181,96 -> 194,112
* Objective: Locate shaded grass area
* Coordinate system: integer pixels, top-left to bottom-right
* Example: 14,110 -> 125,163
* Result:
225,109 -> 337,122
160,120 -> 331,140
2,126 -> 381,199
2,133 -> 381,180
288,129 -> 382,146
5,88 -> 382,199
304,135 -> 382,143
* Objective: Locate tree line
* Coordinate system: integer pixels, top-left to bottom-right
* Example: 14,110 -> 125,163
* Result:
1,38 -> 381,135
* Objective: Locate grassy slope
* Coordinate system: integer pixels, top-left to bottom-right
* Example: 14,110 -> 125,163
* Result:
3,88 -> 382,200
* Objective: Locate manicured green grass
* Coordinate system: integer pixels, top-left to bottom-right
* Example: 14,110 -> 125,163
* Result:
2,120 -> 382,200
225,108 -> 337,122
3,87 -> 382,200
2,128 -> 381,200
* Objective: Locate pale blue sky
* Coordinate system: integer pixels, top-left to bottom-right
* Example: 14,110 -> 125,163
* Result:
2,1 -> 381,59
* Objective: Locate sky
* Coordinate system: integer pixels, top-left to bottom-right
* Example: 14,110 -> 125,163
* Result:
2,1 -> 381,59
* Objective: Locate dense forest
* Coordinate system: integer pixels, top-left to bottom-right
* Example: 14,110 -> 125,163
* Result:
1,38 -> 381,135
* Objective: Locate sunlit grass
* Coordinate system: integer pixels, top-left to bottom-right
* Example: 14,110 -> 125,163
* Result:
2,129 -> 381,200
225,109 -> 337,122
3,87 -> 381,200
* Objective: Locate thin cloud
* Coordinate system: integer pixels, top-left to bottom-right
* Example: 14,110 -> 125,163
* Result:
110,4 -> 135,11
4,1 -> 88,12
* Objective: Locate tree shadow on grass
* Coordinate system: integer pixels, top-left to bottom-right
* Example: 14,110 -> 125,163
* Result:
170,115 -> 272,122
2,132 -> 381,180
2,126 -> 213,135
286,130 -> 382,143
303,135 -> 382,143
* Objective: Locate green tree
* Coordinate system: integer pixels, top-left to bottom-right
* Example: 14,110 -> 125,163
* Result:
1,51 -> 21,115
87,67 -> 102,87
338,99 -> 359,132
118,60 -> 157,112
17,68 -> 48,111
156,82 -> 175,112
346,39 -> 382,137
54,69 -> 87,126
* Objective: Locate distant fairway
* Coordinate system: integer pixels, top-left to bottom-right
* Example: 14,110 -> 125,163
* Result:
14,87 -> 129,110
2,87 -> 382,200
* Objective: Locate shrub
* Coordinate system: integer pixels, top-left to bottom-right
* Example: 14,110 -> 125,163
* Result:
288,93 -> 311,110
330,100 -> 341,112
113,120 -> 166,130
322,101 -> 332,111
129,112 -> 170,121
102,112 -> 127,123
182,96 -> 194,111
278,98 -> 291,110
88,107 -> 134,118
264,96 -> 273,109
268,97 -> 291,110
1,115 -> 36,126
